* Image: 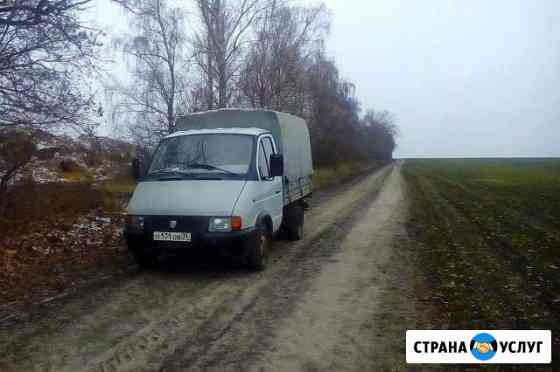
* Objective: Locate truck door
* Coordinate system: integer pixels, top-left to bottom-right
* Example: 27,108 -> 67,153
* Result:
256,135 -> 283,232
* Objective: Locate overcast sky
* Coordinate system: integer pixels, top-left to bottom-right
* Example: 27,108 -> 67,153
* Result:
91,0 -> 560,158
324,0 -> 560,157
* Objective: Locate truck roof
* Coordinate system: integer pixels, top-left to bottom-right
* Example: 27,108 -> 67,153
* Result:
178,108 -> 286,118
165,127 -> 269,139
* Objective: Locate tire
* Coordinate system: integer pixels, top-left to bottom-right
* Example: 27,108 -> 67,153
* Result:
286,205 -> 304,241
131,248 -> 159,269
288,219 -> 304,241
247,222 -> 270,271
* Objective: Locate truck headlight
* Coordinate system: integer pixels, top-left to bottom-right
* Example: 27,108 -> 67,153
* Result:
209,216 -> 242,232
209,217 -> 231,232
126,215 -> 145,232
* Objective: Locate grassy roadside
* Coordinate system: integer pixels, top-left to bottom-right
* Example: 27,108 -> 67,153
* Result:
404,159 -> 560,368
313,161 -> 385,190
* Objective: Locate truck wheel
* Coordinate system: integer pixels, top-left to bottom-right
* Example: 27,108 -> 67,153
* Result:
290,221 -> 304,241
131,248 -> 158,269
286,205 -> 304,241
247,222 -> 270,271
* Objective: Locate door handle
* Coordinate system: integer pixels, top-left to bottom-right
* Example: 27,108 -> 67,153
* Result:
275,190 -> 281,194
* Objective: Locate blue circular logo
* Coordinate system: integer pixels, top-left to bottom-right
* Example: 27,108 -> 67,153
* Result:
470,333 -> 497,361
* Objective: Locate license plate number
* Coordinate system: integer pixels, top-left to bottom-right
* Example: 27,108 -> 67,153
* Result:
153,231 -> 192,242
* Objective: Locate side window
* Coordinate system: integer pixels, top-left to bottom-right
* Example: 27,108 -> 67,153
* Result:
258,142 -> 270,179
262,137 -> 275,158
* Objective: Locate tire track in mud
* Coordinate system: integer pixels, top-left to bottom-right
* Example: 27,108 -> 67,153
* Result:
0,165 -> 393,372
163,162 -> 408,371
160,226 -> 347,370
252,163 -> 410,371
93,165 -> 392,372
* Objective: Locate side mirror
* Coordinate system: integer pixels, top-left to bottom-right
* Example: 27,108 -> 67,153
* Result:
270,154 -> 284,177
132,157 -> 143,180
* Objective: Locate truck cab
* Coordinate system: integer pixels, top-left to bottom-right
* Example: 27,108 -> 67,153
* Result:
125,125 -> 307,270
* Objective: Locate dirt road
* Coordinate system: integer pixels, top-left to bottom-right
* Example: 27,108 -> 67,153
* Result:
0,161 -> 416,371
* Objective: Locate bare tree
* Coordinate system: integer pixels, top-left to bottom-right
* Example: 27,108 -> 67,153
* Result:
0,0 -> 100,130
240,1 -> 329,114
111,0 -> 188,146
193,0 -> 268,109
0,130 -> 55,212
111,0 -> 398,163
0,0 -> 101,204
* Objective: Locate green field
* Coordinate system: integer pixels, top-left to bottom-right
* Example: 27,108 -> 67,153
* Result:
404,158 -> 560,362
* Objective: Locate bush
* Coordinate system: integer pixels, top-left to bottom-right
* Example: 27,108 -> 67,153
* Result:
84,151 -> 101,167
59,159 -> 81,172
0,131 -> 37,188
35,147 -> 59,161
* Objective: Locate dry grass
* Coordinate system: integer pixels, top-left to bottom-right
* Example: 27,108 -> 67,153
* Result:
313,162 -> 380,190
101,178 -> 137,195
0,181 -> 131,303
60,169 -> 90,182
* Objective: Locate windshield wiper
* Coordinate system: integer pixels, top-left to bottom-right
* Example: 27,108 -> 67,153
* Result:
146,168 -> 191,179
148,167 -> 188,175
186,163 -> 237,176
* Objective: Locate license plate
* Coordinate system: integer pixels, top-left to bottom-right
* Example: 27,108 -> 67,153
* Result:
153,231 -> 192,242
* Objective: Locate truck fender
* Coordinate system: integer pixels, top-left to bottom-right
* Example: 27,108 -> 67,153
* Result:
255,212 -> 273,235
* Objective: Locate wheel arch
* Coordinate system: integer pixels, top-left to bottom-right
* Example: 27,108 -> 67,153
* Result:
256,212 -> 273,234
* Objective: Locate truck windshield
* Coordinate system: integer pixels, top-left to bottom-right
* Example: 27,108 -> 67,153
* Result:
148,134 -> 254,179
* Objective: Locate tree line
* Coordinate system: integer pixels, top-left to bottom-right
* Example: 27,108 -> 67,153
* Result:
0,0 -> 397,189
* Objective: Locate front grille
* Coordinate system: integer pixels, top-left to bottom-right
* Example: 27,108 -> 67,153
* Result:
147,216 -> 209,234
146,216 -> 209,249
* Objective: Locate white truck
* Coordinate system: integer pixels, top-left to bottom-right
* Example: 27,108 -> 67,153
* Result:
125,109 -> 313,270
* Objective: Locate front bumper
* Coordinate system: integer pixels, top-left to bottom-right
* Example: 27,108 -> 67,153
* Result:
124,227 -> 257,253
